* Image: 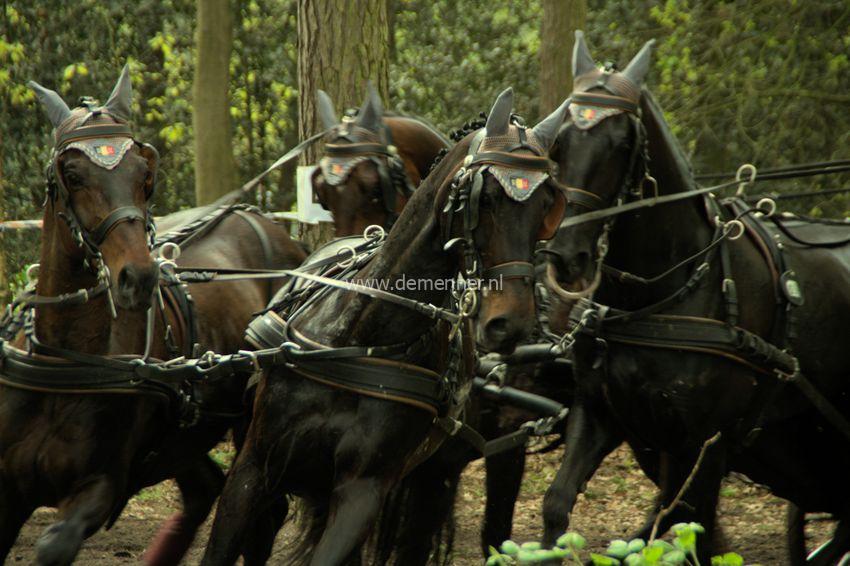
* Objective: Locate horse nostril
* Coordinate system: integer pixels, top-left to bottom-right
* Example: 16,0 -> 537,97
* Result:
118,265 -> 136,291
485,317 -> 510,343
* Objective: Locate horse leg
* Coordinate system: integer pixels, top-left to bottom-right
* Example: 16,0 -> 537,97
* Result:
481,445 -> 526,555
786,503 -> 808,566
200,440 -> 279,566
240,496 -> 289,566
143,455 -> 225,566
309,476 -> 389,566
35,474 -> 120,566
541,402 -> 621,548
389,441 -> 469,565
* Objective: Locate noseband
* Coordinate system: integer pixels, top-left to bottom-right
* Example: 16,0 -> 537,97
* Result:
46,107 -> 158,266
319,119 -> 414,229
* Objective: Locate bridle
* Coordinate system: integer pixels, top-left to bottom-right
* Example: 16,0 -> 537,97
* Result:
543,73 -> 653,299
318,118 -> 414,229
440,122 -> 566,319
37,104 -> 159,315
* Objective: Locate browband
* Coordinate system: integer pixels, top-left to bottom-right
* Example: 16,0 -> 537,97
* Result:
56,123 -> 134,148
324,142 -> 391,158
570,92 -> 638,114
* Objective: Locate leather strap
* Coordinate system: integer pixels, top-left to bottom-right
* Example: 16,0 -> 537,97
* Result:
570,92 -> 639,114
88,206 -> 146,245
56,123 -> 134,147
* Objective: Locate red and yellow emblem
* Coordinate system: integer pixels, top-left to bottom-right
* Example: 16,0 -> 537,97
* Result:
581,107 -> 597,120
96,145 -> 116,156
512,177 -> 530,191
332,163 -> 343,174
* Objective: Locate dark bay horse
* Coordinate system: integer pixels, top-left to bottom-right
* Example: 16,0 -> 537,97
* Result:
312,86 -> 450,236
0,68 -> 305,565
200,87 -> 570,566
542,32 -> 850,563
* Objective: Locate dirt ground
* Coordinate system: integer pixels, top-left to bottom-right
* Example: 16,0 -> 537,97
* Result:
10,444 -> 831,565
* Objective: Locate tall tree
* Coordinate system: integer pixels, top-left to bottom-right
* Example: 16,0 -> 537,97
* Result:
297,0 -> 390,246
193,0 -> 237,205
539,0 -> 586,115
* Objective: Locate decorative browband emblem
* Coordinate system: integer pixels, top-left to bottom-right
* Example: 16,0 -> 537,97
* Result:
319,155 -> 369,186
64,137 -> 135,170
489,166 -> 548,202
569,103 -> 625,130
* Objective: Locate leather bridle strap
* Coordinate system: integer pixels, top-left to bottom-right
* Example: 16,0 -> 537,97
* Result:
482,261 -> 535,282
56,123 -> 134,147
324,142 -> 391,157
470,152 -> 552,171
570,92 -> 639,114
88,206 -> 146,246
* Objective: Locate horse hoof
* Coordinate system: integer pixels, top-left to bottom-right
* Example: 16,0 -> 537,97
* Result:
35,520 -> 84,566
143,512 -> 196,566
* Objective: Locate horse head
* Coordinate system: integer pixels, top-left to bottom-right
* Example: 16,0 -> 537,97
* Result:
30,65 -> 160,311
438,87 -> 569,353
542,31 -> 655,300
312,84 -> 416,236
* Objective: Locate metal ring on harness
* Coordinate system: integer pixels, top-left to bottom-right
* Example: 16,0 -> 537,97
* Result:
363,224 -> 387,243
159,242 -> 182,262
723,219 -> 745,241
755,197 -> 777,218
335,245 -> 358,269
735,163 -> 757,196
26,264 -> 40,285
642,174 -> 659,199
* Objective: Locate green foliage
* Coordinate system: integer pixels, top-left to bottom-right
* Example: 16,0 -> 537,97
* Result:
486,524 -> 743,565
3,0 -> 849,282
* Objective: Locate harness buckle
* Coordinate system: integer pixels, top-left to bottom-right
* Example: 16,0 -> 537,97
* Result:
735,163 -> 757,196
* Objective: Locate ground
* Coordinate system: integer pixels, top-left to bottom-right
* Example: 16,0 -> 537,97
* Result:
10,444 -> 830,565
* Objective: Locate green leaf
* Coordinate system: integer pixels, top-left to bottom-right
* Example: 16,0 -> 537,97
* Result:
628,539 -> 647,554
606,539 -> 631,559
501,540 -> 520,556
557,532 -> 587,550
590,554 -> 621,566
711,552 -> 744,566
520,542 -> 543,551
661,549 -> 686,565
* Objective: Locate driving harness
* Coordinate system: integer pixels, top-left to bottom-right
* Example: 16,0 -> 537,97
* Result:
557,70 -> 850,444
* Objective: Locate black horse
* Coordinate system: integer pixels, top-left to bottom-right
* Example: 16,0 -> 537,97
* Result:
199,87 -> 571,566
542,31 -> 850,563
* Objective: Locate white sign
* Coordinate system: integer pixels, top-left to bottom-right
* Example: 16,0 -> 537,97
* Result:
296,165 -> 333,224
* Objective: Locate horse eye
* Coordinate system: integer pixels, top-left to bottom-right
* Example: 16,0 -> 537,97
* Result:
65,171 -> 84,189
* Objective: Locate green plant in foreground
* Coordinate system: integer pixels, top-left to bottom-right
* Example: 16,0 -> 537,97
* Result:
485,523 -> 744,566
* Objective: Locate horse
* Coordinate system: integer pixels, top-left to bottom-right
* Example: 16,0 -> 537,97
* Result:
312,86 -> 450,236
0,67 -> 306,566
199,87 -> 571,566
541,31 -> 850,563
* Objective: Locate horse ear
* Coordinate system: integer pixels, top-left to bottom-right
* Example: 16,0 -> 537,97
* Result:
572,30 -> 596,78
28,81 -> 72,128
356,81 -> 384,132
104,63 -> 133,121
316,89 -> 339,130
485,87 -> 513,137
621,39 -> 656,87
533,98 -> 570,151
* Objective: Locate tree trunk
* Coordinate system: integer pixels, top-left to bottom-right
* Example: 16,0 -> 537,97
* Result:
539,0 -> 587,115
193,0 -> 236,205
297,0 -> 390,248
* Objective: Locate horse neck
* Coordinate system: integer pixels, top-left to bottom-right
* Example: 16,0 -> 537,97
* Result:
600,92 -> 714,307
386,117 -> 448,179
300,167 -> 457,348
32,204 -> 114,353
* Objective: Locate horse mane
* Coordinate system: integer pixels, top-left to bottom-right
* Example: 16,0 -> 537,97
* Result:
639,88 -> 697,194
